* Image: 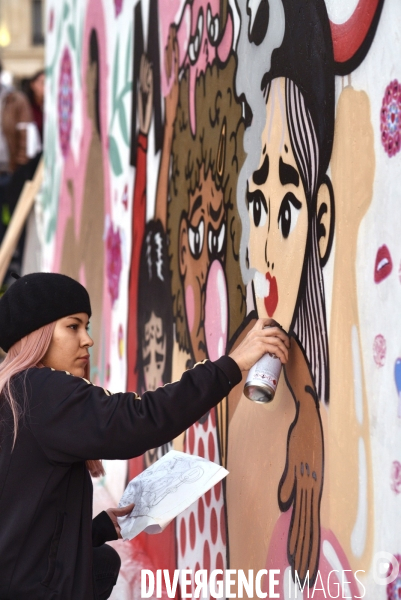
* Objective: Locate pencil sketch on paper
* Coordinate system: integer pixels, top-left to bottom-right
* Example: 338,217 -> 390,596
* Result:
121,454 -> 204,516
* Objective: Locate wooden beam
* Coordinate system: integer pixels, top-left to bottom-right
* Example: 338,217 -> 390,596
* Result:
0,158 -> 44,287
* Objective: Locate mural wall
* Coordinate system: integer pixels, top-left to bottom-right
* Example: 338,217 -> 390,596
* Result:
43,0 -> 401,597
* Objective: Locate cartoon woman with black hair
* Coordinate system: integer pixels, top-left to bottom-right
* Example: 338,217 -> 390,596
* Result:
228,0 -> 379,592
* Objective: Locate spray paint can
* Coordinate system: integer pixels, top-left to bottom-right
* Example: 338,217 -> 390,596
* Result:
243,323 -> 285,404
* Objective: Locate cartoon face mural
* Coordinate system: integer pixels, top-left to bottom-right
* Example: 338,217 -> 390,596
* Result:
168,56 -> 245,363
228,0 -> 380,591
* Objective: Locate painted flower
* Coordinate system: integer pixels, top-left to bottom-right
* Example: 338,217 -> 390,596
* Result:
106,222 -> 122,305
387,554 -> 401,599
114,0 -> 123,17
122,184 -> 128,210
391,461 -> 401,494
373,334 -> 386,367
381,80 -> 401,157
48,8 -> 54,33
58,48 -> 73,157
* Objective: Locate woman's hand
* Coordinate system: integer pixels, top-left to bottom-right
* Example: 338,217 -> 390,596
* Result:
278,391 -> 323,586
279,337 -> 324,587
106,503 -> 135,539
229,318 -> 290,372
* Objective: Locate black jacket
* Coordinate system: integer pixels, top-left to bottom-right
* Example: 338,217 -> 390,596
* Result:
0,356 -> 241,599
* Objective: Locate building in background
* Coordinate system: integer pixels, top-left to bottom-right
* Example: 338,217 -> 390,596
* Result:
0,0 -> 44,82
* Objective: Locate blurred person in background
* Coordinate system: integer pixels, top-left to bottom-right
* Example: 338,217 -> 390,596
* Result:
0,60 -> 34,245
23,69 -> 44,142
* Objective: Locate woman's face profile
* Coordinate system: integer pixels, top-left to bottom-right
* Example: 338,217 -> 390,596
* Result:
247,77 -> 308,331
41,313 -> 93,378
142,312 -> 166,391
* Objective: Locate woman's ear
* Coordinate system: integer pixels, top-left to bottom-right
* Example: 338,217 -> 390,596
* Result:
316,175 -> 335,267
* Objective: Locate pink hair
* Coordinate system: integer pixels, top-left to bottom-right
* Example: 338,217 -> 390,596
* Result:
0,322 -> 104,478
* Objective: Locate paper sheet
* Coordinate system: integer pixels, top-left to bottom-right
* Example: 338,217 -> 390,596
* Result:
117,450 -> 228,540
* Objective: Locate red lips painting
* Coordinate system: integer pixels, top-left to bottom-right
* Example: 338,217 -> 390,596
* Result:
264,272 -> 278,316
374,244 -> 393,283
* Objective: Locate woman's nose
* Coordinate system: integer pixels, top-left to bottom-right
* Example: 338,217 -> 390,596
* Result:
83,332 -> 94,347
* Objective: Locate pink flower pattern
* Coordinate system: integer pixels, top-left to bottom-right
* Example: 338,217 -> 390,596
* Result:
373,334 -> 386,367
122,184 -> 128,210
381,80 -> 401,157
391,461 -> 401,494
48,9 -> 54,33
387,554 -> 401,599
58,48 -> 73,158
106,223 -> 122,305
114,0 -> 123,17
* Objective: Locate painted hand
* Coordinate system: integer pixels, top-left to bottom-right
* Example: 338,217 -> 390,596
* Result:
278,385 -> 324,587
138,54 -> 153,135
106,503 -> 135,539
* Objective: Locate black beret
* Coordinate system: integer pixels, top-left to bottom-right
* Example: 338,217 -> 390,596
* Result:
0,273 -> 92,352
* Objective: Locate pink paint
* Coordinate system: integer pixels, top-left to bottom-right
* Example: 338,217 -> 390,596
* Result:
185,0 -> 233,133
381,80 -> 401,157
265,510 -> 362,598
122,183 -> 128,210
387,554 -> 401,599
58,48 -> 73,157
159,0 -> 190,97
114,0 -> 123,17
52,0 -> 112,384
373,334 -> 386,367
391,461 -> 401,494
204,260 -> 228,361
48,8 -> 54,33
159,0 -> 233,133
106,222 -> 122,305
78,264 -> 86,289
185,284 -> 195,334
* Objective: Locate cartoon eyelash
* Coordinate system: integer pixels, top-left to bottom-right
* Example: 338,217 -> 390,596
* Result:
247,189 -> 268,228
188,9 -> 204,65
207,6 -> 219,45
188,219 -> 205,259
278,192 -> 302,238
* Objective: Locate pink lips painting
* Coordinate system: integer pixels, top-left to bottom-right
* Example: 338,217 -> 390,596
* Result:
374,244 -> 393,283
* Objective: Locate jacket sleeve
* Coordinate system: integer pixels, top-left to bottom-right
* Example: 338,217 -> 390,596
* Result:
27,356 -> 241,463
92,511 -> 118,547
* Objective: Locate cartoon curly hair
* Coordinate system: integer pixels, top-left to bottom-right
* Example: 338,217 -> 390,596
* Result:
168,55 -> 245,353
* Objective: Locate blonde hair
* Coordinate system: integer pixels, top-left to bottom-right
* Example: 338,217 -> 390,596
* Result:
0,322 -> 104,478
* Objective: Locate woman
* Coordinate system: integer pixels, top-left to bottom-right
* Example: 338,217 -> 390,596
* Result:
25,69 -> 45,142
0,272 -> 289,600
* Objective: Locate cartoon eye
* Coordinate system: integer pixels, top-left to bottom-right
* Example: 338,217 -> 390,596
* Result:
247,189 -> 268,228
208,221 -> 226,259
188,219 -> 204,259
278,192 -> 302,238
188,8 -> 204,65
248,0 -> 270,46
207,6 -> 219,45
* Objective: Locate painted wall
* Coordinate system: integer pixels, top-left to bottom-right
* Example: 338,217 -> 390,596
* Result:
43,0 -> 401,597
